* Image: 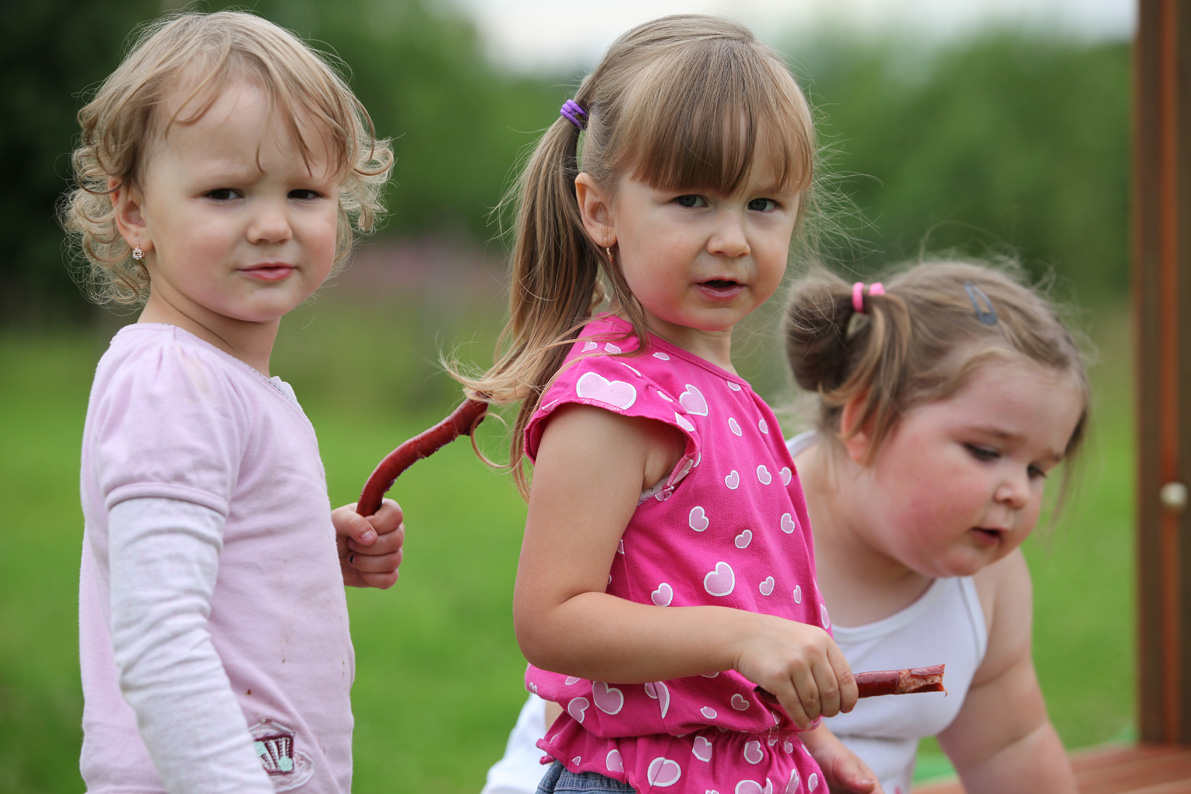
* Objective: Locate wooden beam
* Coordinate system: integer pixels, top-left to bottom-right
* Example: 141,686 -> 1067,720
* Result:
1134,0 -> 1191,744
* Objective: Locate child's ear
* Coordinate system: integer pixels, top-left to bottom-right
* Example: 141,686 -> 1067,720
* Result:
574,172 -> 616,249
839,393 -> 873,464
108,178 -> 151,255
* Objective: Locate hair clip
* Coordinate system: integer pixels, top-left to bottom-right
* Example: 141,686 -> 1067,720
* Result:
560,99 -> 588,130
852,282 -> 884,313
964,282 -> 998,325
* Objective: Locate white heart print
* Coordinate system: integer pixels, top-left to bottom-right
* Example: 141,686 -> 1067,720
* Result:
606,749 -> 624,773
725,470 -> 741,490
756,465 -> 772,485
759,576 -> 774,596
731,693 -> 750,711
689,506 -> 710,532
593,681 -> 624,715
693,735 -> 713,762
780,467 -> 792,486
645,680 -> 671,717
704,562 -> 735,597
793,585 -> 802,604
604,343 -> 621,353
675,412 -> 695,432
576,372 -> 636,410
743,740 -> 764,765
780,513 -> 796,534
758,418 -> 769,434
652,583 -> 673,606
679,384 -> 709,416
568,697 -> 589,723
734,529 -> 752,549
728,417 -> 742,436
647,757 -> 682,787
653,352 -> 670,361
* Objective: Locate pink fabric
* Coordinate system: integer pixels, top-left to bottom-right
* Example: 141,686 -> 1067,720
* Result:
524,315 -> 830,793
79,324 -> 354,792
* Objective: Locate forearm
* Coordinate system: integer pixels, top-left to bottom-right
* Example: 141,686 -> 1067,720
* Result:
109,498 -> 273,793
516,591 -> 749,683
957,721 -> 1076,794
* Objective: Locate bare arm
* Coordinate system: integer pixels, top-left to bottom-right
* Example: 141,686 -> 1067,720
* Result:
513,404 -> 856,728
937,550 -> 1076,793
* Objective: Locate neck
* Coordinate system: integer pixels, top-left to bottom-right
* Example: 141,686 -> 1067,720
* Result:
139,299 -> 279,376
796,440 -> 929,625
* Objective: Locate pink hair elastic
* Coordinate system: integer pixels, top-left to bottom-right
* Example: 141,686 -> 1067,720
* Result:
852,282 -> 884,313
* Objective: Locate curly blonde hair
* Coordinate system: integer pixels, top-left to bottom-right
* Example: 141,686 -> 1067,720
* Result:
60,10 -> 393,306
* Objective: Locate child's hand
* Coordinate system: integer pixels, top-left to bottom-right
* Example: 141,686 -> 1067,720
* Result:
333,498 -> 404,589
735,616 -> 857,730
800,725 -> 883,793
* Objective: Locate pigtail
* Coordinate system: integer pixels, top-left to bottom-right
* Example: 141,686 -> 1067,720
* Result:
452,92 -> 610,495
783,266 -> 911,456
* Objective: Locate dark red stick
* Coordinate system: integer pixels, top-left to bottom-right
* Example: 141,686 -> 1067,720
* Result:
754,663 -> 945,705
356,398 -> 489,517
855,664 -> 946,697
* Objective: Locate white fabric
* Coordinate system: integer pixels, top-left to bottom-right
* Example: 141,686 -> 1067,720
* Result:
481,693 -> 551,794
79,323 -> 354,793
108,497 -> 274,793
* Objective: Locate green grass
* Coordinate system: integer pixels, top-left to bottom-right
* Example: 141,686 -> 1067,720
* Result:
0,295 -> 1135,793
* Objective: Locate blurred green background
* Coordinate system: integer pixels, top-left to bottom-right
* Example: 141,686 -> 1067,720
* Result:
0,1 -> 1133,792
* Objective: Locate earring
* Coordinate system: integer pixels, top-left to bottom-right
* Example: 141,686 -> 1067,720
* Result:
131,245 -> 144,261
605,246 -> 614,264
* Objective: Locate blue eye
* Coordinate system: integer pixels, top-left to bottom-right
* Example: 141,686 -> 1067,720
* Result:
675,195 -> 705,208
748,198 -> 777,211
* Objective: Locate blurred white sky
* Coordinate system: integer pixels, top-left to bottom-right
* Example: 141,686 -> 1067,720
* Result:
451,0 -> 1135,73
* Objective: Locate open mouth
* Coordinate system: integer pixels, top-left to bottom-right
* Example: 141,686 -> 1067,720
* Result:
699,279 -> 745,298
971,527 -> 1005,544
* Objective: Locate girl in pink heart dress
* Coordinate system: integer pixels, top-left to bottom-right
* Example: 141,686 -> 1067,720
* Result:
453,13 -> 879,794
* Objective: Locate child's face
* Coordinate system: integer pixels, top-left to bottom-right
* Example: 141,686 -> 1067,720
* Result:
584,147 -> 800,363
127,79 -> 340,337
857,358 -> 1084,579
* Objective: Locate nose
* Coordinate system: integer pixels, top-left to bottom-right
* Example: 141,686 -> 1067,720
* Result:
708,210 -> 750,258
994,468 -> 1031,511
247,199 -> 293,245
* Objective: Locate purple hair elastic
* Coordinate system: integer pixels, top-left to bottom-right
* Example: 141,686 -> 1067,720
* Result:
560,99 -> 588,130
852,282 -> 884,313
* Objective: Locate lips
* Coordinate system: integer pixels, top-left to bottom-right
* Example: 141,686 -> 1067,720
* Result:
698,279 -> 745,299
970,527 -> 1006,546
240,263 -> 295,282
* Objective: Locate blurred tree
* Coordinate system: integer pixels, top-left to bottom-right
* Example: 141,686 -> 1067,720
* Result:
801,31 -> 1130,305
0,0 -> 161,324
1,2 -> 1130,325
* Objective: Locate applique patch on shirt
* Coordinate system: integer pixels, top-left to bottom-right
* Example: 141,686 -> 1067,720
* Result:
251,719 -> 315,790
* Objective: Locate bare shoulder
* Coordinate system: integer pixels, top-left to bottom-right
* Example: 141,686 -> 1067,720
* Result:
971,549 -> 1034,685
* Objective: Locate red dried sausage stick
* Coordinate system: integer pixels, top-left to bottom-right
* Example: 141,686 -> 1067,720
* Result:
356,398 -> 489,517
855,664 -> 946,697
754,664 -> 945,704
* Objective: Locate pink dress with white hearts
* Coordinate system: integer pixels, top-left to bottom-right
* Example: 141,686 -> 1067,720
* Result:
524,314 -> 830,794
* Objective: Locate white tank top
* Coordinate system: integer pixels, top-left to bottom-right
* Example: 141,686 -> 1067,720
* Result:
787,432 -> 988,794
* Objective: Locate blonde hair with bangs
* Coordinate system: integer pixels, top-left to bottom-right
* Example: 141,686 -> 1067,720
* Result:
61,10 -> 393,306
454,14 -> 817,495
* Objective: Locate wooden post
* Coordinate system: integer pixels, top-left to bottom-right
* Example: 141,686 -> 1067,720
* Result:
1134,0 -> 1191,744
